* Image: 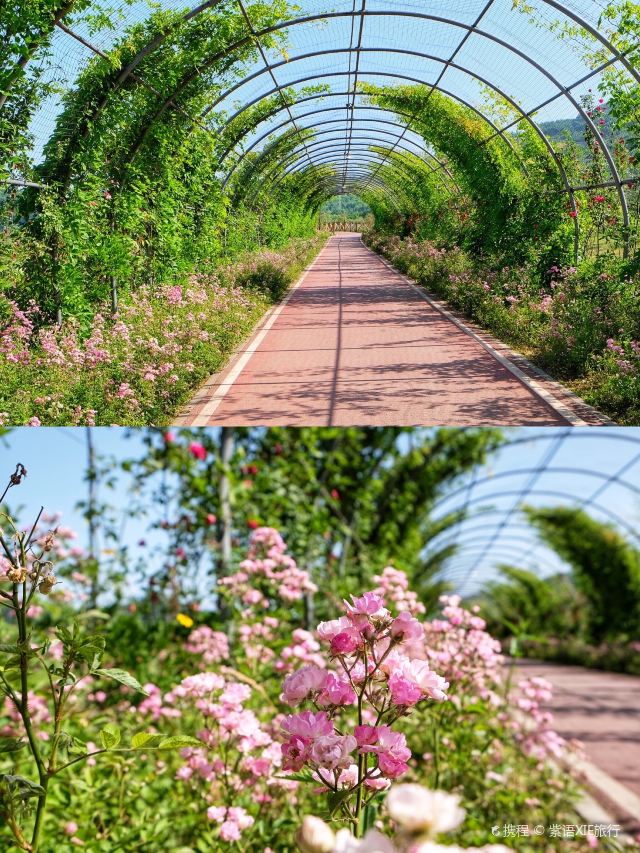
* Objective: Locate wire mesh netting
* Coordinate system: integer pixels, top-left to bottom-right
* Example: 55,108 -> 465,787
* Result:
7,0 -> 638,200
428,428 -> 640,595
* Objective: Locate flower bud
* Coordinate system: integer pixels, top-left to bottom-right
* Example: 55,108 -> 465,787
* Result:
296,816 -> 335,853
38,574 -> 56,594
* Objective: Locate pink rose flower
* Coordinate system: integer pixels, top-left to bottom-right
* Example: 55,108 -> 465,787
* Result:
317,673 -> 356,707
330,631 -> 360,655
344,591 -> 386,616
281,710 -> 334,740
389,611 -> 423,642
281,665 -> 327,706
310,734 -> 357,770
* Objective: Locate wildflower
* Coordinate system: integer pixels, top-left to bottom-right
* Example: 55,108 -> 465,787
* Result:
176,613 -> 194,628
385,785 -> 465,836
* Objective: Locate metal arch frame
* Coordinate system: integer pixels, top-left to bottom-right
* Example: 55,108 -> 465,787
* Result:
319,175 -> 407,212
342,0 -> 367,192
268,163 -> 408,211
250,133 -> 454,195
258,148 -> 442,207
428,452 -> 640,578
135,8 -> 624,190
250,133 -> 445,191
433,546 -> 547,576
221,108 -> 460,190
359,0 -> 496,195
265,134 -> 449,187
133,10 -> 611,209
36,0 -> 640,156
279,162 -> 403,205
218,84 -> 522,169
441,547 -> 568,582
236,140 -> 434,189
429,487 -> 640,546
108,8 -> 626,253
264,151 -> 427,195
217,90 -> 485,209
429,464 -> 640,521
218,69 -> 535,202
4,2 -> 633,253
318,170 -> 410,209
211,61 -> 526,169
233,127 -> 441,181
425,519 -> 548,547
240,149 -> 426,204
234,0 -> 315,175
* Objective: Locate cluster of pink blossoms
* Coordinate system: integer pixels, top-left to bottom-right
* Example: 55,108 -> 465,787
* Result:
1,690 -> 52,740
372,566 -> 426,617
276,628 -> 325,673
184,625 -> 229,666
508,677 -> 566,762
424,595 -> 504,704
279,591 -> 448,809
139,671 -> 290,845
219,527 -> 317,605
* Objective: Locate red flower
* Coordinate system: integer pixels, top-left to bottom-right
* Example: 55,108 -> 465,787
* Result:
247,518 -> 259,529
189,442 -> 207,461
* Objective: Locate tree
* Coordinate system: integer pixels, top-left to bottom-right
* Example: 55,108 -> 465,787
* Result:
525,506 -> 640,642
129,427 -> 504,617
479,565 -> 587,641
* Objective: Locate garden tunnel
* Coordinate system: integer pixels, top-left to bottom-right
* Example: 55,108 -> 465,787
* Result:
424,429 -> 640,595
2,0 -> 640,317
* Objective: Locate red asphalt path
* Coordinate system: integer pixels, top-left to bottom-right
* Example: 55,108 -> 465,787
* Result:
514,660 -> 640,831
180,234 -> 588,426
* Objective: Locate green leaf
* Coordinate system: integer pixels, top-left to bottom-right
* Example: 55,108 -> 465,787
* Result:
131,732 -> 164,749
157,736 -> 202,749
99,723 -> 121,750
274,771 -> 315,783
94,668 -> 148,694
327,788 -> 352,815
0,737 -> 26,754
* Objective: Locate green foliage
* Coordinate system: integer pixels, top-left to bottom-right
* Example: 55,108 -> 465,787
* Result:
525,506 -> 640,643
129,427 -> 504,612
479,565 -> 587,641
320,194 -> 371,220
362,85 -> 572,265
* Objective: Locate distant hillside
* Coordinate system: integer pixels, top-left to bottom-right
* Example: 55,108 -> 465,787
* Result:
539,114 -> 587,146
320,194 -> 371,219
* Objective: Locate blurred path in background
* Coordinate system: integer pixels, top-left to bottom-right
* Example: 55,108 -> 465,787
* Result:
514,659 -> 640,833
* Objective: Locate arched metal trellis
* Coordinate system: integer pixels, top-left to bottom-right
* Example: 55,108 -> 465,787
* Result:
3,0 -> 640,254
423,430 -> 640,594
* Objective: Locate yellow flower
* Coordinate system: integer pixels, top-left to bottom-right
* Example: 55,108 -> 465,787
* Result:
176,613 -> 194,628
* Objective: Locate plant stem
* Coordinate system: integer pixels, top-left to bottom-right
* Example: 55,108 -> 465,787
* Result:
12,585 -> 47,852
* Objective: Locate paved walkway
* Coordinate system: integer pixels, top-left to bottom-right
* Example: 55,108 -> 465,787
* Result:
179,234 -> 602,426
514,660 -> 640,830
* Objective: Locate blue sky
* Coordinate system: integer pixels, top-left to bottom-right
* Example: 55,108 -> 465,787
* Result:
3,427 -> 640,596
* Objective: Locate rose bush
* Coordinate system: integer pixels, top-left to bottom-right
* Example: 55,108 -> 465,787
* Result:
1,497 -> 589,851
0,236 -> 325,426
